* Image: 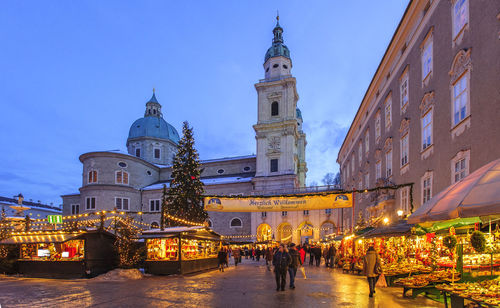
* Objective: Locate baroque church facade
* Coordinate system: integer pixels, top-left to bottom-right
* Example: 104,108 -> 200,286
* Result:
62,19 -> 338,244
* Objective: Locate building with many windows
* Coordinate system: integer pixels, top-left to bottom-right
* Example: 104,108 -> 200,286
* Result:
337,0 -> 500,230
62,18 -> 337,244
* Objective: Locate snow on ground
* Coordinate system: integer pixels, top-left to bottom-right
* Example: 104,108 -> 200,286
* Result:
92,268 -> 143,281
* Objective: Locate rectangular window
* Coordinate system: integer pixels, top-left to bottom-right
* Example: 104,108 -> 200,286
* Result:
375,161 -> 381,180
115,197 -> 130,211
386,150 -> 393,177
400,74 -> 409,111
135,148 -> 141,157
85,197 -> 96,210
261,212 -> 267,218
154,148 -> 161,159
303,210 -> 309,216
422,110 -> 433,150
351,156 -> 355,174
422,176 -> 432,204
375,112 -> 381,141
116,171 -> 129,185
401,188 -> 409,214
270,159 -> 278,173
88,170 -> 98,184
71,204 -> 80,215
325,209 -> 332,215
365,173 -> 369,189
422,39 -> 433,81
454,158 -> 467,183
281,211 -> 287,217
150,199 -> 161,212
401,134 -> 409,167
453,74 -> 468,126
358,143 -> 362,166
453,0 -> 468,38
365,131 -> 369,155
385,96 -> 392,131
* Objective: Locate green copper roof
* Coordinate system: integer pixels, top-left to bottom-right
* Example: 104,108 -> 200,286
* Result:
296,108 -> 302,119
264,19 -> 290,62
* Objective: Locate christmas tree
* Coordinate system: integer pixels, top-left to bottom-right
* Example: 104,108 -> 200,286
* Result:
0,209 -> 9,258
114,216 -> 143,268
165,121 -> 208,226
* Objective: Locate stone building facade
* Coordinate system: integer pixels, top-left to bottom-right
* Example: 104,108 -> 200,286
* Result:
337,0 -> 500,230
62,18 -> 337,244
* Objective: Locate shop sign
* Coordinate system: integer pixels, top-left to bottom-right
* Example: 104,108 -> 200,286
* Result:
48,215 -> 63,224
204,193 -> 353,212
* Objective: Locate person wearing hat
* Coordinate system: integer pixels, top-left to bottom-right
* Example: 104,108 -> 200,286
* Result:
272,243 -> 291,291
288,243 -> 302,289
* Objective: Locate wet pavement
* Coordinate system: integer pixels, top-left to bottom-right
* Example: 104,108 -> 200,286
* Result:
0,259 -> 441,308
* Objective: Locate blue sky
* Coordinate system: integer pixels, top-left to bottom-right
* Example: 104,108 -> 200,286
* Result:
0,1 -> 408,206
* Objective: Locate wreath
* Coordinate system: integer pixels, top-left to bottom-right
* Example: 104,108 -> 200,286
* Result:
470,231 -> 486,253
443,235 -> 457,251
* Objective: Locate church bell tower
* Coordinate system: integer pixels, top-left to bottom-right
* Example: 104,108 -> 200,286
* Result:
253,16 -> 307,191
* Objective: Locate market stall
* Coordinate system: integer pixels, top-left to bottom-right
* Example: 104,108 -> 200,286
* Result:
0,229 -> 117,278
142,226 -> 222,275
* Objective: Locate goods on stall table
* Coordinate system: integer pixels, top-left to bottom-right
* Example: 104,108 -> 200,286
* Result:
436,277 -> 500,306
395,269 -> 460,288
383,261 -> 432,276
20,240 -> 85,261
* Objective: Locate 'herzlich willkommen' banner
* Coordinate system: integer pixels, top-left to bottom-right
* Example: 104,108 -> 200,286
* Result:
203,193 -> 352,212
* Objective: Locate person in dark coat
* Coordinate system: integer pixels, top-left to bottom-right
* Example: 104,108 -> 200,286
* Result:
308,246 -> 314,266
232,247 -> 240,266
288,243 -> 302,289
256,247 -> 261,261
329,245 -> 337,268
273,244 -> 291,291
217,248 -> 227,272
313,246 -> 322,266
265,247 -> 273,271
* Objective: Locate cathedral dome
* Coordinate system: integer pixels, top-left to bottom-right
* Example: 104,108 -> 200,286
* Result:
127,92 -> 180,144
128,116 -> 180,143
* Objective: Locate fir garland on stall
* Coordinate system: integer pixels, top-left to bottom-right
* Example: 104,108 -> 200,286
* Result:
470,231 -> 486,253
114,216 -> 143,268
165,121 -> 208,226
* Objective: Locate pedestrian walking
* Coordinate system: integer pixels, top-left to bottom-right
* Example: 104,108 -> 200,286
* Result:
251,247 -> 255,260
329,244 -> 337,268
265,247 -> 273,271
233,247 -> 241,267
256,247 -> 261,261
324,245 -> 330,267
313,246 -> 322,266
298,245 -> 306,265
287,243 -> 302,289
308,246 -> 314,266
217,248 -> 227,272
272,244 -> 291,292
363,246 -> 382,297
244,247 -> 249,259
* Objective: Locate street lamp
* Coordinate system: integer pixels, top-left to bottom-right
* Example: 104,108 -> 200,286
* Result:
383,217 -> 389,224
397,210 -> 404,217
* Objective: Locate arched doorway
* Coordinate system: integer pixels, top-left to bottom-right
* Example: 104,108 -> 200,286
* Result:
150,221 -> 159,229
297,221 -> 314,244
320,221 -> 336,238
277,223 -> 293,244
257,223 -> 273,242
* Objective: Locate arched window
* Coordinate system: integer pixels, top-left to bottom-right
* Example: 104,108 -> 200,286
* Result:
115,170 -> 129,185
230,217 -> 242,228
88,170 -> 98,184
150,221 -> 159,229
271,101 -> 279,116
207,219 -> 213,228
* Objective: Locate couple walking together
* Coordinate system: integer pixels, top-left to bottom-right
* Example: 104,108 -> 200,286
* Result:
272,243 -> 302,291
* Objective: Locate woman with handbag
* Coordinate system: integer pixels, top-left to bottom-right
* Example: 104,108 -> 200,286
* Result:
363,246 -> 381,297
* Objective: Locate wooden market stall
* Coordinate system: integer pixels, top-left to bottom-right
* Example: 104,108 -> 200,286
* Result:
142,226 -> 222,275
0,229 -> 117,278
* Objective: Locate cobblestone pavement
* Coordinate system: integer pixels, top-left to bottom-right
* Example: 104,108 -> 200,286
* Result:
0,259 -> 441,308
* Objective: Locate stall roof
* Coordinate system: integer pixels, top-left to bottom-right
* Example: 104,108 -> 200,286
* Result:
1,232 -> 83,244
141,226 -> 221,240
409,158 -> 500,224
0,230 -> 115,245
362,220 -> 422,238
332,235 -> 345,241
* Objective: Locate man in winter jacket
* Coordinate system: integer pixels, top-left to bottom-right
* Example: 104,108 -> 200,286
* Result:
272,244 -> 291,291
287,243 -> 302,289
363,246 -> 381,297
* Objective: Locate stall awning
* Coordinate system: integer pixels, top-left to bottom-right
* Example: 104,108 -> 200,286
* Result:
362,220 -> 424,238
141,226 -> 222,241
409,158 -> 500,224
0,233 -> 82,244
